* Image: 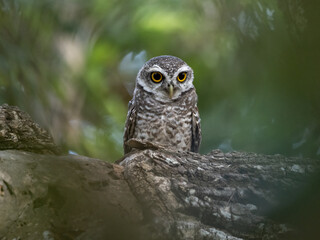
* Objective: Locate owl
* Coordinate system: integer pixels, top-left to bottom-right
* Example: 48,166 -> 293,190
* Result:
123,55 -> 201,154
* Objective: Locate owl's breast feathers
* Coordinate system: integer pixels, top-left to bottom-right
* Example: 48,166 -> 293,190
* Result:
123,86 -> 201,153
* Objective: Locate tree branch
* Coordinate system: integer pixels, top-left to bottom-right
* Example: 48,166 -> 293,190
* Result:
0,104 -> 319,239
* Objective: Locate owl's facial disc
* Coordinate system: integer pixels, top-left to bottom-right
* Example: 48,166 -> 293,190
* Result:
136,57 -> 194,102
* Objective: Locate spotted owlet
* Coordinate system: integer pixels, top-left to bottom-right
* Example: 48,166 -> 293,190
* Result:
123,55 -> 201,154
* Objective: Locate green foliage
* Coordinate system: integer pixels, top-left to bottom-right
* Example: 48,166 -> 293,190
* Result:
1,0 -> 319,161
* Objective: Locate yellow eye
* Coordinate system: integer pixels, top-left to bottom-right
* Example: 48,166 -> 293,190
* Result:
177,72 -> 187,82
151,72 -> 163,83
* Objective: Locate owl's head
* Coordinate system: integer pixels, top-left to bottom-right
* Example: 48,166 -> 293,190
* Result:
136,55 -> 194,102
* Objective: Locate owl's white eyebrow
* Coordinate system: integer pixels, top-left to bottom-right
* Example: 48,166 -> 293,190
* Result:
147,65 -> 163,72
177,65 -> 192,73
147,65 -> 170,79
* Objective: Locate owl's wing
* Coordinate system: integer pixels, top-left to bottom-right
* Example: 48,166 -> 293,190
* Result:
191,106 -> 201,153
123,99 -> 137,154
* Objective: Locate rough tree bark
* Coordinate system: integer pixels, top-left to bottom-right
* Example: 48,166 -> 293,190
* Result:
0,104 -> 60,155
0,104 -> 319,240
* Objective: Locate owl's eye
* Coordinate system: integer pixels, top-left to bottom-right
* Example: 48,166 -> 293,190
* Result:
177,72 -> 187,82
151,72 -> 163,83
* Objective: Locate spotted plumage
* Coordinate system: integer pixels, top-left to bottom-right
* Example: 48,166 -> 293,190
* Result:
123,55 -> 201,154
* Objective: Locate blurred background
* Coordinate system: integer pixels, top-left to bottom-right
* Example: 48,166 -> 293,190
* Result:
0,0 -> 319,162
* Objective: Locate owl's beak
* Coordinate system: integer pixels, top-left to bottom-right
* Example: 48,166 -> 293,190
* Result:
169,85 -> 174,99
